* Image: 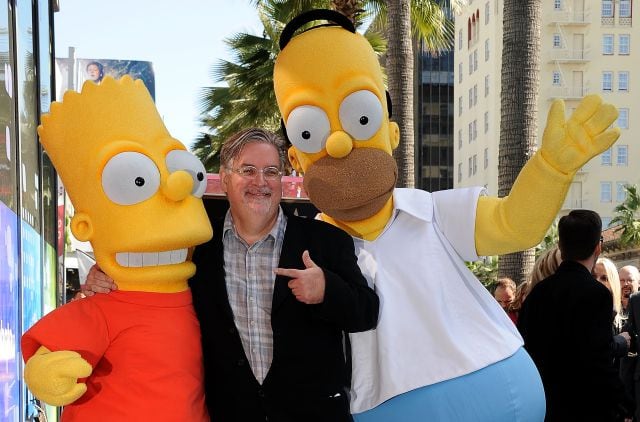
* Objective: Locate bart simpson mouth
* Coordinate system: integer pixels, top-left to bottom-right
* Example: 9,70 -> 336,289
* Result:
115,248 -> 188,267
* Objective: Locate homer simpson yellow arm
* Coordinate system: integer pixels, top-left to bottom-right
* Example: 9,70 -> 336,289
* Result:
475,95 -> 620,256
24,346 -> 93,406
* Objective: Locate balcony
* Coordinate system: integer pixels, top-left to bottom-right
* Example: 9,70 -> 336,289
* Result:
548,10 -> 591,25
548,84 -> 590,100
548,48 -> 591,63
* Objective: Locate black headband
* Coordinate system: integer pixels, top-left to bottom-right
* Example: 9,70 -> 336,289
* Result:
279,9 -> 356,50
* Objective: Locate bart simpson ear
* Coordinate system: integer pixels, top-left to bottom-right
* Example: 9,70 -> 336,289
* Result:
389,122 -> 400,151
288,146 -> 303,174
70,212 -> 94,242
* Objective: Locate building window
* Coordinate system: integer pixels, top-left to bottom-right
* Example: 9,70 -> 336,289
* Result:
459,63 -> 463,83
468,122 -> 473,143
473,50 -> 478,71
484,148 -> 489,169
459,29 -> 463,50
554,0 -> 563,10
601,148 -> 612,166
468,157 -> 473,177
618,72 -> 629,91
458,129 -> 463,149
458,163 -> 462,182
469,53 -> 473,74
484,111 -> 489,133
602,71 -> 613,91
485,2 -> 490,24
617,108 -> 629,129
459,96 -> 463,116
469,88 -> 473,109
620,0 -> 631,17
602,0 -> 614,17
617,145 -> 628,165
619,34 -> 630,55
552,71 -> 561,85
484,75 -> 489,96
603,34 -> 614,54
601,182 -> 612,202
553,34 -> 562,48
473,155 -> 478,175
473,85 -> 478,106
485,39 -> 490,61
473,119 -> 478,140
617,182 -> 628,202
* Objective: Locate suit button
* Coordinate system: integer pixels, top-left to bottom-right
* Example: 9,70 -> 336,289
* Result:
228,326 -> 236,334
237,358 -> 245,366
257,388 -> 265,397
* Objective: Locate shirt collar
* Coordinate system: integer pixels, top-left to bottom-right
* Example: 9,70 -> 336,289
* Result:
391,188 -> 433,223
223,206 -> 285,242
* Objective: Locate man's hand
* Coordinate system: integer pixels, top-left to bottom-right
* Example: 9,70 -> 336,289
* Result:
81,264 -> 117,297
275,250 -> 326,304
540,94 -> 620,174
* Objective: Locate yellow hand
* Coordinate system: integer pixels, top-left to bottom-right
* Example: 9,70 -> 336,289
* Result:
24,346 -> 93,406
540,94 -> 620,174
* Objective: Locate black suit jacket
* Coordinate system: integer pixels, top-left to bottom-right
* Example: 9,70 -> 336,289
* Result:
518,260 -> 625,421
190,211 -> 379,422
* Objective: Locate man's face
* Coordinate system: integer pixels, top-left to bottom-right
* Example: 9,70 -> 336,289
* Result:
494,286 -> 515,310
87,64 -> 101,81
619,268 -> 639,298
220,142 -> 282,222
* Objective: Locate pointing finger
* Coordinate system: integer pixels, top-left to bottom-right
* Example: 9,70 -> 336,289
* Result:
274,268 -> 302,278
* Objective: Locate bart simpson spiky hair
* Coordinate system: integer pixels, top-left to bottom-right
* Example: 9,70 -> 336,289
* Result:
38,76 -> 170,209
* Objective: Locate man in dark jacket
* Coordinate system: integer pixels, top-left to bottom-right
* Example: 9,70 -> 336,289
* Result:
518,210 -> 629,421
189,128 -> 379,422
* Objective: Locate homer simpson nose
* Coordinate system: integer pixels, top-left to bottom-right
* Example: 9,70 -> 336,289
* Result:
325,131 -> 353,158
164,170 -> 194,202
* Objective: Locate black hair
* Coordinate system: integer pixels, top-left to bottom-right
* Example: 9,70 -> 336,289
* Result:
86,61 -> 104,82
558,210 -> 602,261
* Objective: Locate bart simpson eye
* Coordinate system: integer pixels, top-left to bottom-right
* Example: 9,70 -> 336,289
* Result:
339,90 -> 383,141
166,149 -> 207,198
102,152 -> 160,205
285,105 -> 330,153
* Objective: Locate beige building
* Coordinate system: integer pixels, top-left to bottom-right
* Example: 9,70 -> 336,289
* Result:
454,0 -> 637,227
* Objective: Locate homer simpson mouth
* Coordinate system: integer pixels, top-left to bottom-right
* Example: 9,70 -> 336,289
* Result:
115,248 -> 188,267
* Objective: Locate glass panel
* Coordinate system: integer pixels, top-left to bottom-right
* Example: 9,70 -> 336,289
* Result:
0,2 -> 16,211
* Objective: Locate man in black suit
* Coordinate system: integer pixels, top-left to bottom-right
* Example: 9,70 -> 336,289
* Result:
518,210 -> 627,421
189,128 -> 378,422
622,265 -> 640,421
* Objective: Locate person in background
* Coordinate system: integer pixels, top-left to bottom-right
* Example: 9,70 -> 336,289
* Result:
621,265 -> 640,422
86,61 -> 104,84
518,210 -> 631,421
529,245 -> 562,292
508,282 -> 530,324
494,277 -> 516,318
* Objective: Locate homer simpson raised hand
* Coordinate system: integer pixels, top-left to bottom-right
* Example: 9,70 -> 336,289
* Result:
475,95 -> 619,256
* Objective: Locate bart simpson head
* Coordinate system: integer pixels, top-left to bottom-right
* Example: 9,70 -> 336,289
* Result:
39,76 -> 213,292
274,10 -> 400,223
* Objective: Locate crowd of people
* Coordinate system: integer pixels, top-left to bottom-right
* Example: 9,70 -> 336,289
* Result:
493,213 -> 640,421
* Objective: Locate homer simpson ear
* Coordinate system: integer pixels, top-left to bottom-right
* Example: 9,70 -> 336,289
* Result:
288,146 -> 303,174
389,122 -> 400,151
70,212 -> 94,242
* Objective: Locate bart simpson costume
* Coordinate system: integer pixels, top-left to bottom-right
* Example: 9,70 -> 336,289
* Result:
274,10 -> 621,421
21,76 -> 213,421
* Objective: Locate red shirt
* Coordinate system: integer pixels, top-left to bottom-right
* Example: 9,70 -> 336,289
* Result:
22,290 -> 208,421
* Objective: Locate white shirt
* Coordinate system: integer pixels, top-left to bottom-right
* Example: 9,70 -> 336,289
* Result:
348,188 -> 522,413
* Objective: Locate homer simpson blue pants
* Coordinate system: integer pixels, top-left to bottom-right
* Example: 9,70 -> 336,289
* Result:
353,347 -> 545,422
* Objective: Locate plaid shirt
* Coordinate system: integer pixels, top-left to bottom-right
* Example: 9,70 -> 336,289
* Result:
222,207 -> 287,384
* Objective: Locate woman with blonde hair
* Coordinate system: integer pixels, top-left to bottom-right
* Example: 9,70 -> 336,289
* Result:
529,245 -> 562,291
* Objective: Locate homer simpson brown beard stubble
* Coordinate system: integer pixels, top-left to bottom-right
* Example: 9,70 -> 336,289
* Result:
303,148 -> 397,222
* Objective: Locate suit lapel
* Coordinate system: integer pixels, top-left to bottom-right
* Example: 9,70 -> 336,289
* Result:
272,215 -> 303,313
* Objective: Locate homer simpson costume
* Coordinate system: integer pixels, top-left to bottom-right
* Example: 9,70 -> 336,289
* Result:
274,10 -> 621,421
21,76 -> 213,421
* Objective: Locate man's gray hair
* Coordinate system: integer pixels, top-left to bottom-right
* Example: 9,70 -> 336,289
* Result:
220,128 -> 287,169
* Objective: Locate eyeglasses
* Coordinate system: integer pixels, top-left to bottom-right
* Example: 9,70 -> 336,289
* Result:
600,236 -> 604,243
228,165 -> 282,180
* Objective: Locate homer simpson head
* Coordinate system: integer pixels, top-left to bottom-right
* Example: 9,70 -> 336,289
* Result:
274,10 -> 400,222
39,76 -> 213,293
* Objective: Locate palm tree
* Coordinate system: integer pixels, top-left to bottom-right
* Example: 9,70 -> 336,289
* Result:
497,0 -> 542,283
611,184 -> 640,247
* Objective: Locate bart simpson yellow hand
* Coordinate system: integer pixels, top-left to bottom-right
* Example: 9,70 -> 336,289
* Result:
475,94 -> 620,256
24,346 -> 93,406
540,94 -> 620,174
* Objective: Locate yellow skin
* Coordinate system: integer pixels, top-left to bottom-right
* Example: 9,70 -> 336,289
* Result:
24,76 -> 213,406
275,26 -> 620,253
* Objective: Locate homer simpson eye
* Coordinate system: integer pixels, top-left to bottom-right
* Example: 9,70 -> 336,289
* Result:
165,149 -> 207,198
339,90 -> 383,141
102,152 -> 160,205
285,105 -> 330,153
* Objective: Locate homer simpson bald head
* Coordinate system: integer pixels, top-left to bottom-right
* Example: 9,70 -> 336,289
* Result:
39,76 -> 212,292
274,10 -> 400,226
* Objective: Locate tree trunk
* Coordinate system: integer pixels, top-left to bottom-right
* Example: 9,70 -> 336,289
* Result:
387,0 -> 415,188
499,0 -> 541,283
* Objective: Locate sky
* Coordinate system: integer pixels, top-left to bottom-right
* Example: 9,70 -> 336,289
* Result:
54,0 -> 263,149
